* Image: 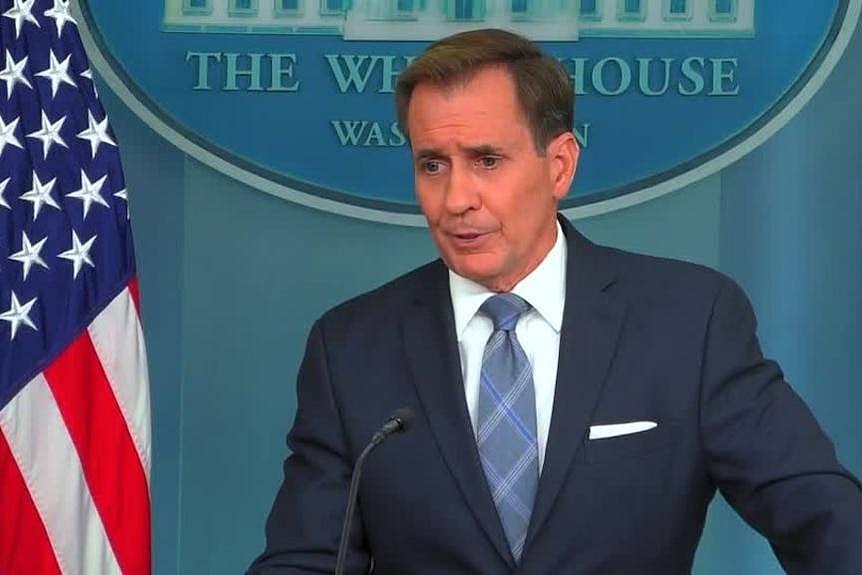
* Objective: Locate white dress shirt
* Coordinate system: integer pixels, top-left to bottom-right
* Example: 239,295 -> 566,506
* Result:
449,222 -> 567,473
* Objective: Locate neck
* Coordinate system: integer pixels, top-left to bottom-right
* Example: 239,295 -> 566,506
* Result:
484,220 -> 559,293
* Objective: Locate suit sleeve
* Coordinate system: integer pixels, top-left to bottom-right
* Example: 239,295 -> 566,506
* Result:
699,276 -> 862,574
247,319 -> 372,575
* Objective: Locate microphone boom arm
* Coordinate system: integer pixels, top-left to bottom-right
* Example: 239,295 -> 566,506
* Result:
334,408 -> 414,575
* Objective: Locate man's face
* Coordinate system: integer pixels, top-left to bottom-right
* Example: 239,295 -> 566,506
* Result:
407,66 -> 578,292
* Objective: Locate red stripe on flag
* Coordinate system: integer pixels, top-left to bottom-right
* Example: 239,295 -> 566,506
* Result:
0,431 -> 63,575
128,277 -> 141,316
44,333 -> 152,575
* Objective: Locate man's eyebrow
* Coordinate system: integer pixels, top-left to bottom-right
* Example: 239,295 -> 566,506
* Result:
414,145 -> 504,160
414,148 -> 443,161
466,144 -> 505,156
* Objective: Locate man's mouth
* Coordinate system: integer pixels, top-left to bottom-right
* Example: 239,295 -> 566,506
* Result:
446,229 -> 493,249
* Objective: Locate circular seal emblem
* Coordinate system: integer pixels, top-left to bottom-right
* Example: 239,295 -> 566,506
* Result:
76,0 -> 860,225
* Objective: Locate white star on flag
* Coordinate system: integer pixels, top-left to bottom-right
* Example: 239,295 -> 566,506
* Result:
35,49 -> 76,98
67,170 -> 110,218
114,188 -> 130,219
79,67 -> 99,97
0,176 -> 10,209
77,110 -> 116,158
0,290 -> 38,341
0,114 -> 23,156
43,0 -> 76,36
19,171 -> 60,220
58,230 -> 97,278
3,0 -> 40,39
9,231 -> 50,280
0,50 -> 32,98
27,110 -> 67,158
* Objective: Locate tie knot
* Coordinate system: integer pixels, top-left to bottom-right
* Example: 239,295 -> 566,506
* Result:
480,293 -> 530,332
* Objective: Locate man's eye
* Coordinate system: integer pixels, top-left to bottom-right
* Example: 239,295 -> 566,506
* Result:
422,160 -> 442,174
478,156 -> 500,169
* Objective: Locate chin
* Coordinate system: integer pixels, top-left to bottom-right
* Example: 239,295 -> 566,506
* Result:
447,257 -> 501,286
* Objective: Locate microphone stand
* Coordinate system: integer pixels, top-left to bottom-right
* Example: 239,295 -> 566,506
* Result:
334,408 -> 413,575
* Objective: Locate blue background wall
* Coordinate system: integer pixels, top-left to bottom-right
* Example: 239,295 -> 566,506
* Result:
100,19 -> 861,575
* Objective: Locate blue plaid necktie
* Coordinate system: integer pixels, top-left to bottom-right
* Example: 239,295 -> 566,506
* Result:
476,293 -> 538,562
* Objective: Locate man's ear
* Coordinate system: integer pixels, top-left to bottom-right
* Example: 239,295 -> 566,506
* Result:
547,132 -> 579,202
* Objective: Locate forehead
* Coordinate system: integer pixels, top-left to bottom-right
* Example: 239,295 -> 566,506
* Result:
406,66 -> 530,146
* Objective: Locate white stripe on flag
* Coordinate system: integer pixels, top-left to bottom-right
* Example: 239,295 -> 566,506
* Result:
0,374 -> 123,575
87,287 -> 153,480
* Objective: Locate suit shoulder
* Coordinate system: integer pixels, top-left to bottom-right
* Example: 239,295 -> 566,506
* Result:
317,259 -> 445,332
593,243 -> 739,307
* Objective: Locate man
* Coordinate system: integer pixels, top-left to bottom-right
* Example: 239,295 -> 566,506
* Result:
249,29 -> 862,574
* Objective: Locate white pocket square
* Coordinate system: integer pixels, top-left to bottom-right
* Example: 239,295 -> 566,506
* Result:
589,421 -> 658,440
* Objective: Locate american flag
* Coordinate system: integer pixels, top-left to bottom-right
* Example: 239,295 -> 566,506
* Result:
0,1 -> 151,573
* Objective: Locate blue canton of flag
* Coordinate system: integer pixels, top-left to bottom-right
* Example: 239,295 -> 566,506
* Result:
0,0 -> 133,409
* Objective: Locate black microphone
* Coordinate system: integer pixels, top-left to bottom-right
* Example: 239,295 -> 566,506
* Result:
335,407 -> 415,575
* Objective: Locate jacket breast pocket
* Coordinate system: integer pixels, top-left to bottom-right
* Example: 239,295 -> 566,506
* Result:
579,422 -> 676,465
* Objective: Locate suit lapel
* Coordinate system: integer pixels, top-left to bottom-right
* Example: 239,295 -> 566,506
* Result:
401,261 -> 516,569
525,220 -> 628,550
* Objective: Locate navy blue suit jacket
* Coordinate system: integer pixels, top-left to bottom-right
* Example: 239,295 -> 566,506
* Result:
249,218 -> 862,574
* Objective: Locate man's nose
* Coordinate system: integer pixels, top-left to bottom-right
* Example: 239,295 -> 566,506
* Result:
443,164 -> 481,214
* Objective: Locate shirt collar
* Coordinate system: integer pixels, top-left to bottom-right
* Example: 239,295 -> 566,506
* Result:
449,221 -> 567,338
